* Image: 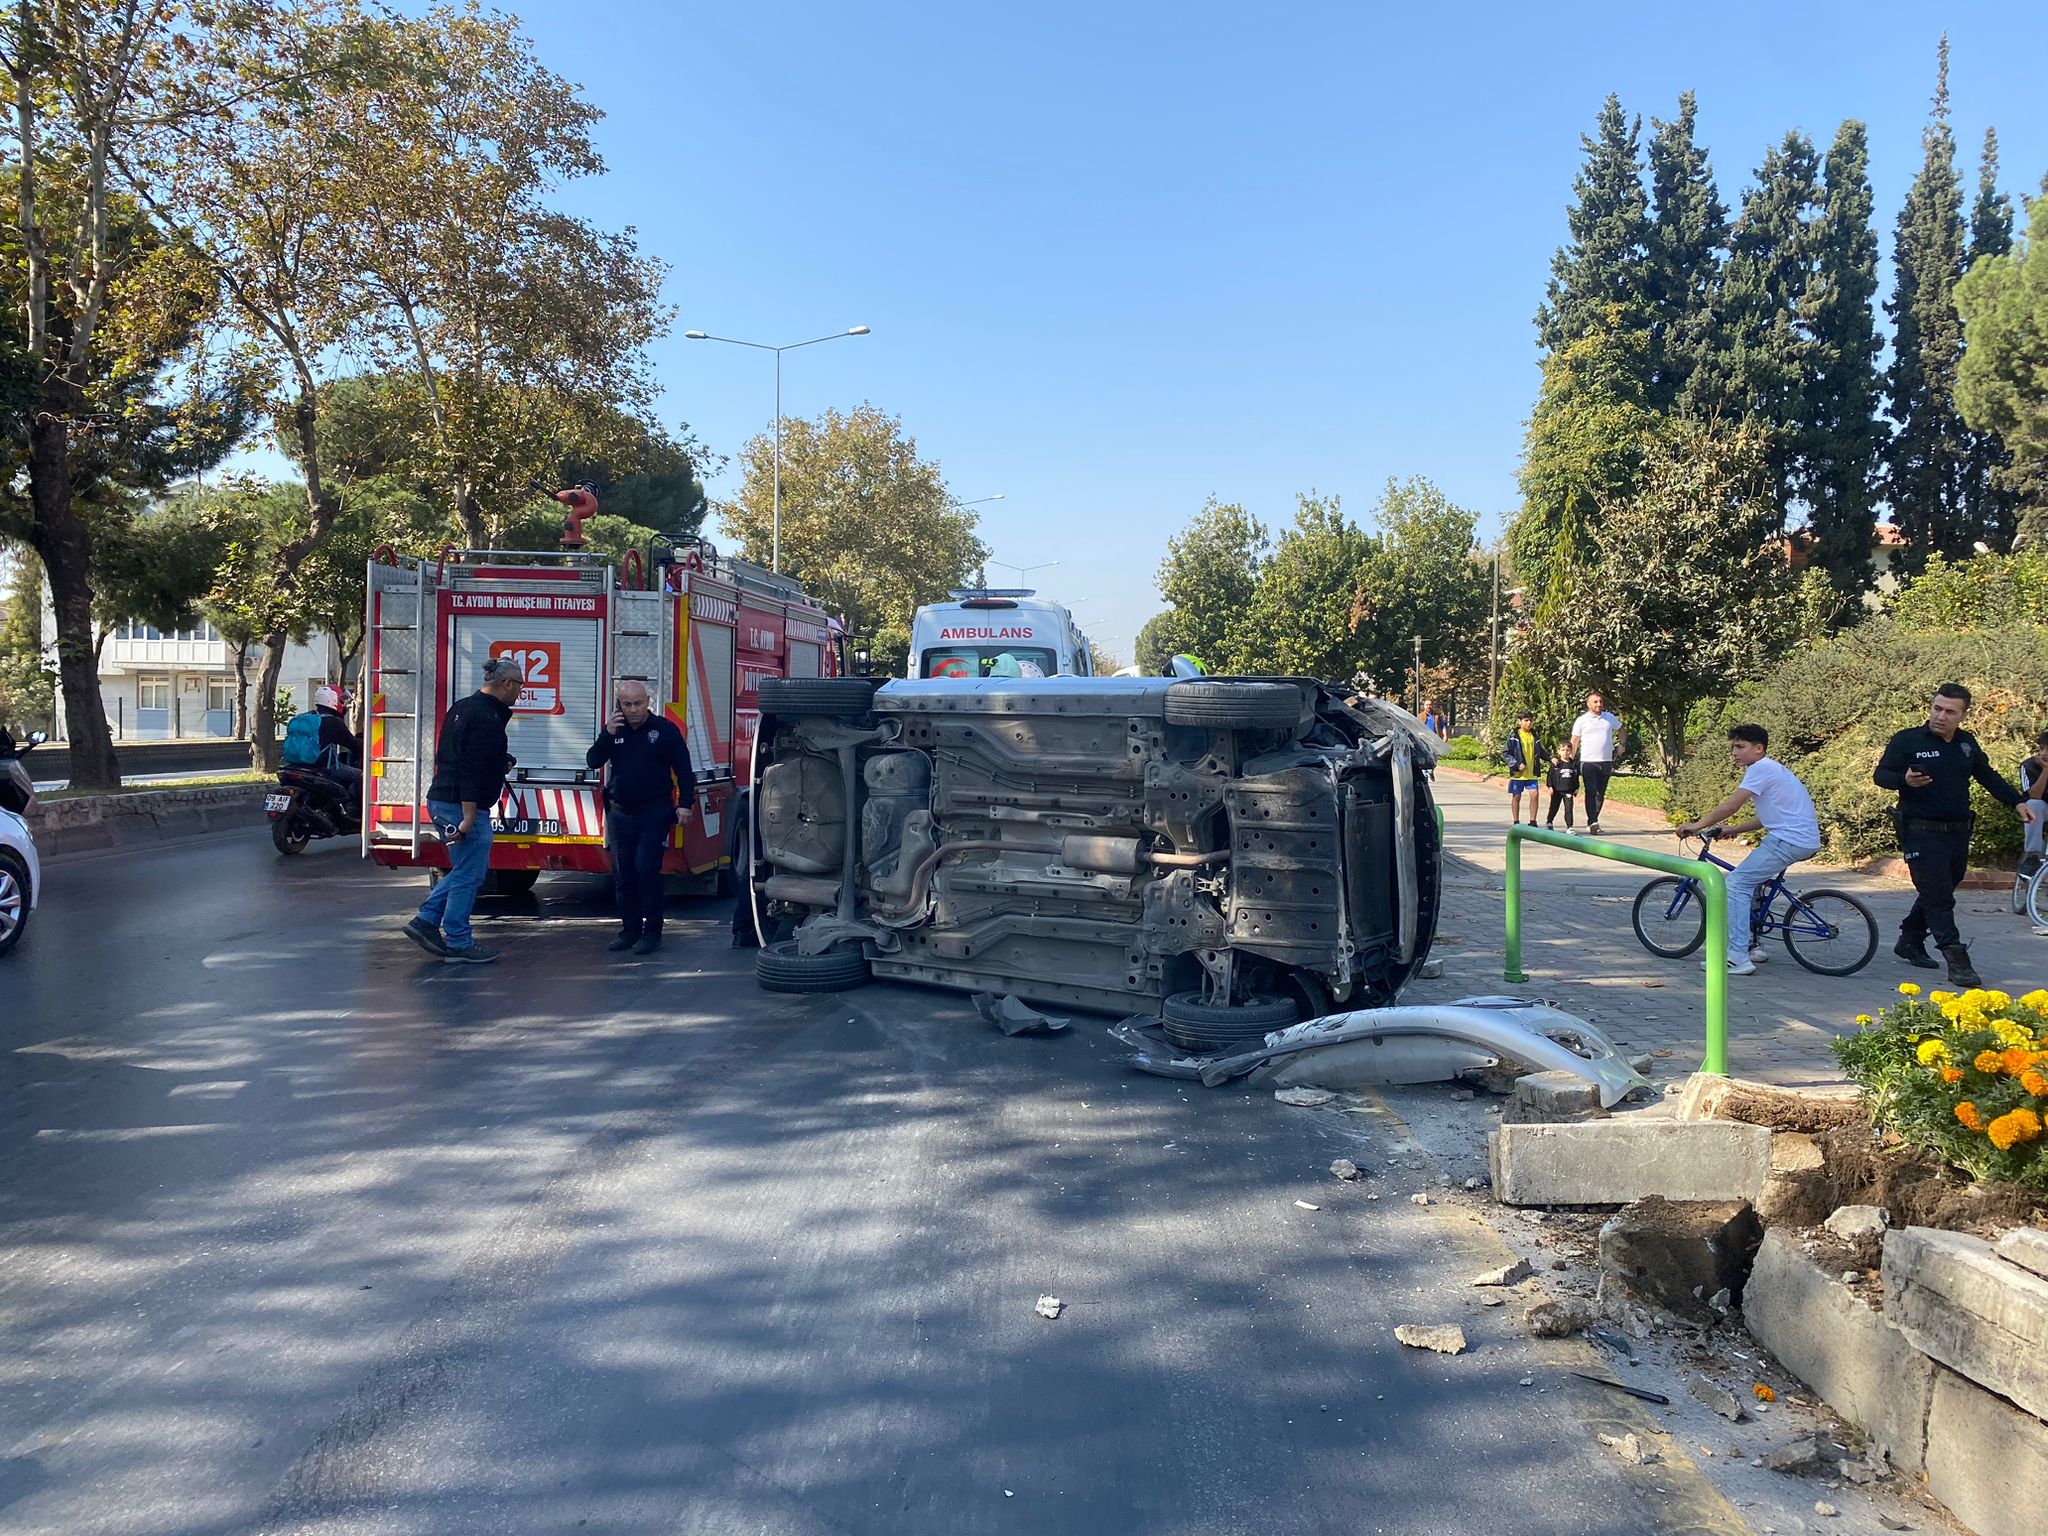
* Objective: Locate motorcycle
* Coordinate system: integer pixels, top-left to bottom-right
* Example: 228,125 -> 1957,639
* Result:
0,729 -> 47,816
266,760 -> 363,854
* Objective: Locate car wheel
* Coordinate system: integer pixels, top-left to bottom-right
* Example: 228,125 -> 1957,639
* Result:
1162,681 -> 1303,730
1160,990 -> 1299,1054
0,851 -> 29,956
271,813 -> 311,855
755,938 -> 871,993
758,677 -> 882,719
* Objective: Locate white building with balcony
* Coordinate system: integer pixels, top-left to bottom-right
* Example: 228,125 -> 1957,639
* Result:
90,619 -> 342,740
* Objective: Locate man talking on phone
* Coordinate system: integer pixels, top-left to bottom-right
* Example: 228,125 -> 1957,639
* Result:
587,679 -> 696,954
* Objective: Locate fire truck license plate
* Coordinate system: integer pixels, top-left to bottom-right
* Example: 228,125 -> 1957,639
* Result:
493,816 -> 562,836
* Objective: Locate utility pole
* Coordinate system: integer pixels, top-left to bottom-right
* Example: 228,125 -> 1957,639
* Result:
1488,545 -> 1501,720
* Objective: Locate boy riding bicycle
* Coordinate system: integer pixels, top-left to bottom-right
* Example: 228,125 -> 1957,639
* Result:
1676,724 -> 1823,976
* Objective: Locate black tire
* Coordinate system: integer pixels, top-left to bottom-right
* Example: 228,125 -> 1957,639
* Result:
491,869 -> 540,896
2014,870 -> 2031,916
1782,888 -> 1879,976
2030,867 -> 2048,929
755,938 -> 872,993
1160,990 -> 1299,1054
1162,680 -> 1303,730
1631,875 -> 1705,959
758,677 -> 881,719
271,812 -> 311,856
0,850 -> 30,957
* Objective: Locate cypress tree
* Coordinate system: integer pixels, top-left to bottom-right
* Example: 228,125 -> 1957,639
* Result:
1961,126 -> 2016,547
1645,92 -> 1729,409
1884,37 -> 1970,572
1802,120 -> 1885,594
1536,95 -> 1654,373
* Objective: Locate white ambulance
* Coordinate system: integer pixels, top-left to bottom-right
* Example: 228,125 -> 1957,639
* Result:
907,590 -> 1094,680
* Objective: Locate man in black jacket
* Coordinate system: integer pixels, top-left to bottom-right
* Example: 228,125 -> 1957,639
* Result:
587,678 -> 696,954
1873,682 -> 2039,987
403,657 -> 523,963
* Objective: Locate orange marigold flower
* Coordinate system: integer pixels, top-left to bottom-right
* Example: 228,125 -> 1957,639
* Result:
1752,1384 -> 1776,1402
2001,1047 -> 2037,1076
1943,1067 -> 1965,1084
1987,1109 -> 2043,1151
1975,1050 -> 2004,1073
1956,1101 -> 1984,1132
2022,1069 -> 2048,1097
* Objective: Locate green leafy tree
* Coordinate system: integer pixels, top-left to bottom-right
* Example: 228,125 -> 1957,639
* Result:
0,545 -> 54,731
1957,184 -> 2048,544
1884,38 -> 1972,574
1357,478 -> 1489,698
1960,127 -> 2017,548
1236,494 -> 1372,678
1644,92 -> 1728,410
1536,95 -> 1654,370
1153,498 -> 1268,671
1885,549 -> 2048,631
1086,637 -> 1121,676
721,405 -> 987,650
1133,612 -> 1182,676
1804,120 -> 1886,595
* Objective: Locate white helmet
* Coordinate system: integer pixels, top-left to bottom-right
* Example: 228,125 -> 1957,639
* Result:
315,685 -> 344,711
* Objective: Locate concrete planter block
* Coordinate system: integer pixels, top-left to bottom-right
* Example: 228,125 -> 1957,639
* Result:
1488,1120 -> 1773,1206
1598,1197 -> 1763,1320
1998,1228 -> 2048,1281
1499,1070 -> 1607,1126
1884,1226 -> 2048,1422
1742,1229 -> 1934,1475
1923,1368 -> 2048,1536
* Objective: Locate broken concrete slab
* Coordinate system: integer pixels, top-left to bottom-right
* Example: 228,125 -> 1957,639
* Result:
1822,1205 -> 1889,1268
1756,1131 -> 1839,1227
1764,1434 -> 1827,1473
1687,1377 -> 1746,1421
1393,1323 -> 1467,1354
1923,1367 -> 2048,1536
1329,1158 -> 1362,1181
1273,1086 -> 1336,1107
1488,1119 -> 1773,1206
1524,1297 -> 1597,1337
1500,1070 -> 1609,1126
1883,1225 -> 2048,1422
1997,1227 -> 2048,1281
1597,1431 -> 1657,1465
1673,1074 -> 1865,1133
1744,1229 -> 1934,1475
1598,1197 -> 1762,1321
1472,1258 -> 1533,1287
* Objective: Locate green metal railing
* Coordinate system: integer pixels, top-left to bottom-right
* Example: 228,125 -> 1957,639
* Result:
1502,824 -> 1729,1076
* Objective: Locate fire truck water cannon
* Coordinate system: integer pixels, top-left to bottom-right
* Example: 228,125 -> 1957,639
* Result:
554,486 -> 599,550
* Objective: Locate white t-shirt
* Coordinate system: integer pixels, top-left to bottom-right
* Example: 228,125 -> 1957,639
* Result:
1741,756 -> 1821,850
1571,710 -> 1622,763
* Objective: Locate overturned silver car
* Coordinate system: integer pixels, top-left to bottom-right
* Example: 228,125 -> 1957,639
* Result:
745,675 -> 1441,1039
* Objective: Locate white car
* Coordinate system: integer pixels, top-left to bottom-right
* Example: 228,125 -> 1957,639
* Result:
0,805 -> 37,957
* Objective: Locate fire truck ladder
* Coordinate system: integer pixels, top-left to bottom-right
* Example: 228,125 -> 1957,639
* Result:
365,557 -> 432,859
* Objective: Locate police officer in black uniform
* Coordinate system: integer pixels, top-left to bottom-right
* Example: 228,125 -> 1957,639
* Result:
587,679 -> 696,955
1873,682 -> 2039,987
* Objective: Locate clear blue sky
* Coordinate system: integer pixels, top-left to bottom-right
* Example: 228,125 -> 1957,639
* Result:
472,1 -> 2047,663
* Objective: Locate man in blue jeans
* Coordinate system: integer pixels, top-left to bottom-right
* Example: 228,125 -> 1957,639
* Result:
1677,723 -> 1823,976
587,679 -> 696,954
404,657 -> 524,963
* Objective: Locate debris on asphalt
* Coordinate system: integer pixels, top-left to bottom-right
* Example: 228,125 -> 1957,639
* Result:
1687,1378 -> 1746,1422
1393,1323 -> 1467,1354
1448,1087 -> 1473,1101
1409,1192 -> 1431,1206
1597,1431 -> 1658,1465
1419,959 -> 1443,978
1764,1435 -> 1825,1473
1471,1258 -> 1532,1287
972,993 -> 1072,1036
1274,1087 -> 1337,1107
1518,1376 -> 1534,1387
1481,1295 -> 1505,1307
1330,1159 -> 1362,1181
1814,1501 -> 1839,1518
1295,1200 -> 1321,1211
1524,1297 -> 1597,1337
1571,1371 -> 1670,1405
1034,1295 -> 1064,1320
1877,1517 -> 1911,1531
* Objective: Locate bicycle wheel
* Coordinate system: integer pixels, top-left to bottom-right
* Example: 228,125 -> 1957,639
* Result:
1781,888 -> 1879,976
2028,864 -> 2048,928
2015,869 -> 2032,915
1632,876 -> 1706,959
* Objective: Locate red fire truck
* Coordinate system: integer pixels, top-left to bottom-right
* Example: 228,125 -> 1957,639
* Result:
362,504 -> 844,892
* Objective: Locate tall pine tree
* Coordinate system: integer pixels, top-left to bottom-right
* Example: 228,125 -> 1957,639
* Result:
1645,92 -> 1729,409
1961,126 -> 2016,547
1802,120 -> 1886,594
1884,37 -> 1971,572
1536,95 -> 1654,374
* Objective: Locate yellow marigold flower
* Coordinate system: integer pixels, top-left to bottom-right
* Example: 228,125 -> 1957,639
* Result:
1975,1049 -> 2005,1074
1942,1067 -> 1964,1085
2000,1047 -> 2037,1077
1986,1109 -> 2043,1151
1752,1384 -> 1775,1403
2019,988 -> 2048,1013
1855,1014 -> 1875,1027
2021,1069 -> 2048,1097
1931,990 -> 1955,1004
1899,983 -> 1921,996
1983,990 -> 2013,1011
1956,1101 -> 1984,1132
1918,1040 -> 1950,1066
1992,1018 -> 2030,1046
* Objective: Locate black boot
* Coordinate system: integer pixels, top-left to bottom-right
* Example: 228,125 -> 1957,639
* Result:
1893,934 -> 1940,969
1941,944 -> 1983,988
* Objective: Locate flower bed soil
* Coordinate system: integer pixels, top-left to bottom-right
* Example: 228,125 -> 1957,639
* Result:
1816,1127 -> 2043,1234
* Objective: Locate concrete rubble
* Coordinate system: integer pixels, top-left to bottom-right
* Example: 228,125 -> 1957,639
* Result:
1499,1070 -> 1607,1126
1821,1204 -> 1889,1269
1393,1323 -> 1466,1355
1488,1120 -> 1773,1206
1596,1196 -> 1762,1321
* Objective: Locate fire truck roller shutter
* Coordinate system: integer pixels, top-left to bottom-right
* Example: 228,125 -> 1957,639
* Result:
786,637 -> 822,678
687,618 -> 736,774
450,614 -> 603,778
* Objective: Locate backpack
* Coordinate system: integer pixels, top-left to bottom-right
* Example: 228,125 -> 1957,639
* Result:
282,711 -> 325,766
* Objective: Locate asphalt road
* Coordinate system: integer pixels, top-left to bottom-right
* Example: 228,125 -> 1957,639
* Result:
1,828 -> 1747,1536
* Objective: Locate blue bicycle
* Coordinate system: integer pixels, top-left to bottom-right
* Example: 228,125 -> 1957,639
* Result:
1630,833 -> 1879,976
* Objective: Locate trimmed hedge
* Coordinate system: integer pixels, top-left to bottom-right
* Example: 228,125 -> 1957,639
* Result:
1670,619 -> 2048,863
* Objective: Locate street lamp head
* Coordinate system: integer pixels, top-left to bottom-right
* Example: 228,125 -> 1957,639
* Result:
684,330 -> 708,340
848,325 -> 871,336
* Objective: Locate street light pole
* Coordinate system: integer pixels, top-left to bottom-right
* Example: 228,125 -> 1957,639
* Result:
684,325 -> 871,574
1412,633 -> 1423,717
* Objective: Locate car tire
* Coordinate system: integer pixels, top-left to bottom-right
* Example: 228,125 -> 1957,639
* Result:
758,677 -> 882,719
755,938 -> 871,993
271,812 -> 311,856
0,850 -> 30,957
1163,681 -> 1302,730
1160,990 -> 1299,1054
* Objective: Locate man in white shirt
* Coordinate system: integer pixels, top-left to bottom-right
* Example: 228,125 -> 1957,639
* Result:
1568,691 -> 1625,835
1677,723 -> 1824,975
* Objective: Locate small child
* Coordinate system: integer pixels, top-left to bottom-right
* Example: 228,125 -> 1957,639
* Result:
1544,744 -> 1581,830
